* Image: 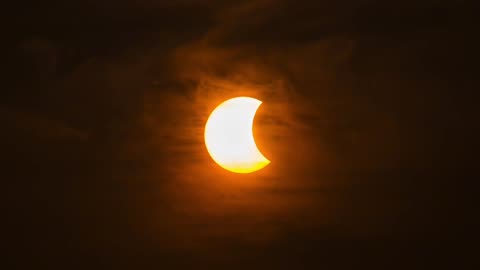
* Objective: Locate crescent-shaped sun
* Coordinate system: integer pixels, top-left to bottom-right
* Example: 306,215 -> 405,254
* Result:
204,97 -> 270,174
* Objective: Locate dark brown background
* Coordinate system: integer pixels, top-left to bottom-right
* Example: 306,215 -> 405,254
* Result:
3,1 -> 477,269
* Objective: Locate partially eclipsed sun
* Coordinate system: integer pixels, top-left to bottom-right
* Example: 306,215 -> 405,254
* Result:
204,97 -> 270,174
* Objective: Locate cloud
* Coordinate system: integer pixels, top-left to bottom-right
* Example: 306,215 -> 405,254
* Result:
112,1 -> 371,252
5,1 -> 476,268
2,106 -> 89,141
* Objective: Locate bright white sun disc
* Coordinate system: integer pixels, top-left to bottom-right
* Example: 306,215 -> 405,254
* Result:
204,97 -> 270,173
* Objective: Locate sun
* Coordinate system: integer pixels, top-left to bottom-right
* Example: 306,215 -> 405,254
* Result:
204,97 -> 270,174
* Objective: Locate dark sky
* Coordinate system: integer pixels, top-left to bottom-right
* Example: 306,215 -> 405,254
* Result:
3,1 -> 478,269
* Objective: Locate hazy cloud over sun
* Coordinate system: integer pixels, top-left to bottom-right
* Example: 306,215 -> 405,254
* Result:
4,0 -> 476,268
